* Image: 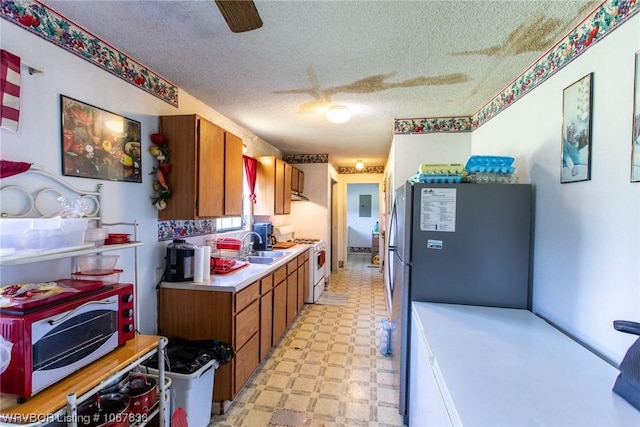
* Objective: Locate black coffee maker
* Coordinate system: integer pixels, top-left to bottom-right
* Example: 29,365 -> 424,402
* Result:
253,222 -> 274,251
165,239 -> 196,282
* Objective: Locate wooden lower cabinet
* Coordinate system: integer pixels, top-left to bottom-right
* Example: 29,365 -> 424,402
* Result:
286,259 -> 298,326
234,333 -> 259,395
297,265 -> 305,312
260,290 -> 273,361
158,254 -> 310,407
158,288 -> 234,402
273,279 -> 287,341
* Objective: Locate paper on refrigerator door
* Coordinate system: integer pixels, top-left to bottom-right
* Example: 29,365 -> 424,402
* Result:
420,188 -> 456,232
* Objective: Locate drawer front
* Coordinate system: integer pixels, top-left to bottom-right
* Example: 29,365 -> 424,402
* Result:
236,281 -> 260,313
304,249 -> 309,261
297,253 -> 305,267
234,333 -> 259,395
235,300 -> 259,350
273,266 -> 287,285
260,274 -> 274,294
287,259 -> 298,275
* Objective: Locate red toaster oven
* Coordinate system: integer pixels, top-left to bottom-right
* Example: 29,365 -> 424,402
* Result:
0,281 -> 135,400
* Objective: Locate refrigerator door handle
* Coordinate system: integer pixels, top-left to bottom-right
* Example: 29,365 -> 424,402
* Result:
388,200 -> 406,265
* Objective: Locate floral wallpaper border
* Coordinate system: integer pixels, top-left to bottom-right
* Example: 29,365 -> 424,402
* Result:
284,154 -> 329,164
337,165 -> 385,174
158,219 -> 215,241
395,0 -> 639,135
1,0 -> 179,107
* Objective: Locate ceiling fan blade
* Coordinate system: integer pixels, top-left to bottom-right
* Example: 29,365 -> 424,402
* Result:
214,0 -> 263,33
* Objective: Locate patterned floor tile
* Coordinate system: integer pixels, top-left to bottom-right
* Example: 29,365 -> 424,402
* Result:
209,253 -> 404,427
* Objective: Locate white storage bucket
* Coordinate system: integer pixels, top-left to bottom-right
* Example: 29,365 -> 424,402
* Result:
146,359 -> 218,427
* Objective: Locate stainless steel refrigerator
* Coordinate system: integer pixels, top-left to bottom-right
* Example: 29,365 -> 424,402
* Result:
388,182 -> 533,424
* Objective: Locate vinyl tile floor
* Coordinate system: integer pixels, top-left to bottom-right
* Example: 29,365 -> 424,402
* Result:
209,253 -> 404,427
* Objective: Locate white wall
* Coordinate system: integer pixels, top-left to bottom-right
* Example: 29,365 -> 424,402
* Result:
389,132 -> 472,191
346,183 -> 379,248
0,23 -> 276,334
472,14 -> 640,365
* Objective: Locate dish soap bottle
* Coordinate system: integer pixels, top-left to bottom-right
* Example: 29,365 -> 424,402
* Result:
373,221 -> 379,233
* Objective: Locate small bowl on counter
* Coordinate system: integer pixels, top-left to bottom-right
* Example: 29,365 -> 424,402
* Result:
76,255 -> 120,274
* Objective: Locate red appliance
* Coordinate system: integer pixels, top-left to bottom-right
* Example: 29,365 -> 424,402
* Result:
0,282 -> 135,400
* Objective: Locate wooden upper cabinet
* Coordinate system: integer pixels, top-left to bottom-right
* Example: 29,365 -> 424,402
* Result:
224,131 -> 243,216
158,114 -> 242,220
283,162 -> 292,215
254,156 -> 292,215
297,169 -> 304,194
197,117 -> 225,218
291,167 -> 304,194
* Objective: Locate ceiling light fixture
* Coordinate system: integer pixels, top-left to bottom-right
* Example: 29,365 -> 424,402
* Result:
355,160 -> 364,171
326,105 -> 351,123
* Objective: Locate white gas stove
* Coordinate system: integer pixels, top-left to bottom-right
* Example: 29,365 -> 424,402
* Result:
275,227 -> 326,303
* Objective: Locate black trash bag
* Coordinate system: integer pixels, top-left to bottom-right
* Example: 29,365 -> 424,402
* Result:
143,337 -> 235,374
612,320 -> 640,411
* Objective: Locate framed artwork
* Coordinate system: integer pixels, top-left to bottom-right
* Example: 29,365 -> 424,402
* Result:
61,95 -> 142,182
632,51 -> 640,182
561,73 -> 593,183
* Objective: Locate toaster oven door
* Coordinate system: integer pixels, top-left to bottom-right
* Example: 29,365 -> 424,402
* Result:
31,296 -> 119,395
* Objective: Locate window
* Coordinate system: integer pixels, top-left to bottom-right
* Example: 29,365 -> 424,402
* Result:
216,216 -> 242,232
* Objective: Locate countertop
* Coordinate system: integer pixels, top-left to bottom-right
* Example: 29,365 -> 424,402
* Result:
159,244 -> 310,292
411,302 -> 640,426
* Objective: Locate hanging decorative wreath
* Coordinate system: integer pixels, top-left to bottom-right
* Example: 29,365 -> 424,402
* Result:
149,133 -> 172,210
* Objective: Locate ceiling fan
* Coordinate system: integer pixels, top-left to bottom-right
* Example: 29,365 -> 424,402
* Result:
214,0 -> 263,33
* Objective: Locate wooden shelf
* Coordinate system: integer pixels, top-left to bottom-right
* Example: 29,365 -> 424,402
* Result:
0,335 -> 161,423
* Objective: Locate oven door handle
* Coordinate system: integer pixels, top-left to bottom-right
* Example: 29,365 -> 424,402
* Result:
48,298 -> 117,325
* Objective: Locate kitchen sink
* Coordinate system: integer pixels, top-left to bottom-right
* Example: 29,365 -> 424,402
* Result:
247,255 -> 279,265
253,251 -> 286,258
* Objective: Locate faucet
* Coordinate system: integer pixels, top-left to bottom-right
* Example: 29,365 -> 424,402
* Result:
242,231 -> 263,253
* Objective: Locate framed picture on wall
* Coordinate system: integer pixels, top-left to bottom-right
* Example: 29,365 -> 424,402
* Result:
61,95 -> 142,182
632,51 -> 640,182
561,73 -> 593,183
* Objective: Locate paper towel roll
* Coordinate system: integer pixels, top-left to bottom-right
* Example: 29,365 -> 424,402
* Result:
194,246 -> 205,282
203,245 -> 211,281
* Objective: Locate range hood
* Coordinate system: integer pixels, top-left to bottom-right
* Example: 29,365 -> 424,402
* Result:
291,191 -> 309,201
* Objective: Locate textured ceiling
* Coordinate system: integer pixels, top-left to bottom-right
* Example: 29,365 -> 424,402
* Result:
40,0 -> 599,167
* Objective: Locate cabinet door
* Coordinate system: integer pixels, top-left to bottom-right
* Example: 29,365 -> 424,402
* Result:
303,257 -> 310,303
297,265 -> 305,312
260,290 -> 273,362
224,131 -> 243,216
286,271 -> 297,326
291,166 -> 299,193
283,162 -> 292,214
273,280 -> 287,342
158,115 -> 198,220
234,333 -> 259,395
197,118 -> 225,217
297,170 -> 304,194
274,158 -> 285,214
254,156 -> 276,216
